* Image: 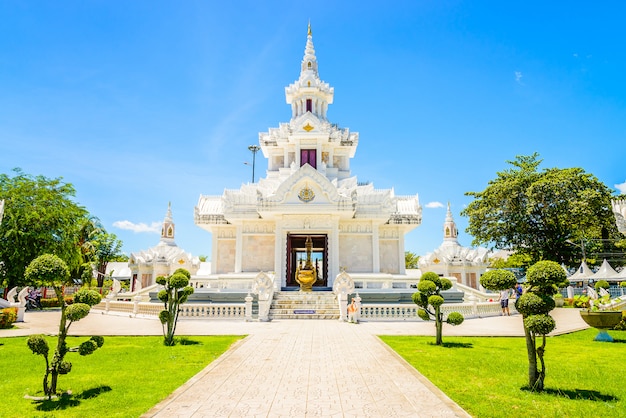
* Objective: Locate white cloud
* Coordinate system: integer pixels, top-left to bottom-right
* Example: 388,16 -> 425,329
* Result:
113,220 -> 161,234
425,201 -> 444,209
615,181 -> 626,194
515,71 -> 523,84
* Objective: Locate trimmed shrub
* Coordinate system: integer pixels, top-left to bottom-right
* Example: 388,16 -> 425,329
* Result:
594,280 -> 610,291
40,296 -> 74,308
0,308 -> 18,328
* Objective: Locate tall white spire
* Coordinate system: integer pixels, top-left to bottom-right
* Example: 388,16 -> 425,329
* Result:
301,21 -> 318,76
160,202 -> 176,246
285,23 -> 334,121
443,202 -> 459,244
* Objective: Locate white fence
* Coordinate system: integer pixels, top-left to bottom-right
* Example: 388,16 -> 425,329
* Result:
94,300 -> 246,319
95,298 -> 512,321
360,300 -> 516,321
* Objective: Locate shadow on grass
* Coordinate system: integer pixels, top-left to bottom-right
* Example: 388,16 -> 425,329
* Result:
427,342 -> 473,349
522,387 -> 619,402
34,385 -> 112,411
609,338 -> 626,344
178,338 -> 202,345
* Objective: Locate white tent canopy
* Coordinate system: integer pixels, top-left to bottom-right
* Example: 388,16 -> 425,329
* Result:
568,261 -> 595,281
590,259 -> 626,282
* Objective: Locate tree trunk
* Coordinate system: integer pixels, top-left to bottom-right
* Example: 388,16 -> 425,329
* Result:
523,322 -> 541,391
435,306 -> 443,345
49,286 -> 68,396
96,261 -> 107,287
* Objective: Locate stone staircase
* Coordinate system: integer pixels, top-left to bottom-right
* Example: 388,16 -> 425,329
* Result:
269,291 -> 340,320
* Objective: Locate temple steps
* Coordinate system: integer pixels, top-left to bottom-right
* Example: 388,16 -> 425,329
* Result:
269,291 -> 340,320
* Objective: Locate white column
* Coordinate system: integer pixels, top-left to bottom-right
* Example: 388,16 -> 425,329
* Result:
274,220 -> 284,288
210,231 -> 219,275
234,225 -> 243,273
398,228 -> 406,275
330,217 -> 340,286
372,223 -> 380,273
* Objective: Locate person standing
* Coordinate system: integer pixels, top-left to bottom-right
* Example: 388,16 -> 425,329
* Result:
499,288 -> 511,316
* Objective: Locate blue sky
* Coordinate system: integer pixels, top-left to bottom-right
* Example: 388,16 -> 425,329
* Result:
1,1 -> 625,260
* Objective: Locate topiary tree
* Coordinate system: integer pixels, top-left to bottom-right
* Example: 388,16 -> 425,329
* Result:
480,269 -> 518,292
157,268 -> 194,346
514,260 -> 566,392
24,254 -> 103,398
412,272 -> 464,345
594,280 -> 610,292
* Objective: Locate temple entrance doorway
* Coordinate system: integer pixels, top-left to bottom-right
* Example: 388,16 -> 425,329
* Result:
286,234 -> 328,288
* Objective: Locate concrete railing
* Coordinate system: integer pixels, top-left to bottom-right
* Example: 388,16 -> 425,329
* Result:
360,300 -> 516,321
94,300 -> 246,319
94,296 -> 514,321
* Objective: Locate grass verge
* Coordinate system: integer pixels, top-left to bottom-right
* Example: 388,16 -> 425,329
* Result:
381,329 -> 626,418
0,335 -> 243,417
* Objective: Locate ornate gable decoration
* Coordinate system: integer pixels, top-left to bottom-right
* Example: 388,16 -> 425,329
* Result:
298,185 -> 315,202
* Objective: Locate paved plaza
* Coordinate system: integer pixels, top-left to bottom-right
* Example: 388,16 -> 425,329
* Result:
6,309 -> 588,417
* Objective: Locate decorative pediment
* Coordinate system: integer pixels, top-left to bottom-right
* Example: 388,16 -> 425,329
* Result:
258,165 -> 355,216
290,113 -> 328,135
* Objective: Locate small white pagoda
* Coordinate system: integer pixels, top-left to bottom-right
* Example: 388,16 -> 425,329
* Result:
419,203 -> 491,289
195,25 -> 422,289
129,203 -> 200,290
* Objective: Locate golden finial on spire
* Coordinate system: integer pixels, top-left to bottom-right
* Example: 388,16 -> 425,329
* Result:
308,20 -> 312,36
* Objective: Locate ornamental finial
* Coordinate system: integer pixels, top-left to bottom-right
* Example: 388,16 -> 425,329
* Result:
308,21 -> 312,36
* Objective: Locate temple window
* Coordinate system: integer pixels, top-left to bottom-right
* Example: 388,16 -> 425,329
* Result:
308,62 -> 312,69
301,149 -> 317,169
306,99 -> 312,113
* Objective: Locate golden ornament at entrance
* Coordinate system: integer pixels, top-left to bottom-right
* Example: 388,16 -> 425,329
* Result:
295,235 -> 317,291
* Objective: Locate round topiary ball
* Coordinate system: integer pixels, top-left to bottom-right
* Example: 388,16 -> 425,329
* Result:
515,292 -> 555,316
446,311 -> 464,326
428,295 -> 445,308
421,272 -> 441,287
417,309 -> 430,321
524,313 -> 556,335
480,269 -> 517,291
417,280 -> 437,293
27,334 -> 49,356
73,289 -> 102,307
169,273 -> 190,289
65,303 -> 91,322
78,339 -> 98,356
159,310 -> 171,324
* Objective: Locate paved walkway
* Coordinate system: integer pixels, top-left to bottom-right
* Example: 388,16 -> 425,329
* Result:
4,309 -> 589,417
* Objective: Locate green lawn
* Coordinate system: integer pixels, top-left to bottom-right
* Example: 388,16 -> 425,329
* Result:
0,335 -> 243,418
381,329 -> 626,418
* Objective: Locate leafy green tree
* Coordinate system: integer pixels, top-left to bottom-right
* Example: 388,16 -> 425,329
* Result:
157,268 -> 194,346
412,272 -> 464,345
489,252 -> 532,269
480,269 -> 518,292
461,154 -> 620,266
24,254 -> 103,398
91,231 -> 123,287
0,169 -> 88,291
405,251 -> 420,269
515,260 -> 566,392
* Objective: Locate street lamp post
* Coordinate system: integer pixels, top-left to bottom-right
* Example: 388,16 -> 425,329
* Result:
248,145 -> 260,183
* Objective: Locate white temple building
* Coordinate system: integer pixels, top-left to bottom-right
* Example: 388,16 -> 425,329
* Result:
195,25 -> 422,290
418,203 -> 491,289
129,203 -> 200,290
612,198 -> 626,235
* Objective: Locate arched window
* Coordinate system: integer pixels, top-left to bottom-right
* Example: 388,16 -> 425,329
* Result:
307,62 -> 312,69
306,99 -> 312,112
